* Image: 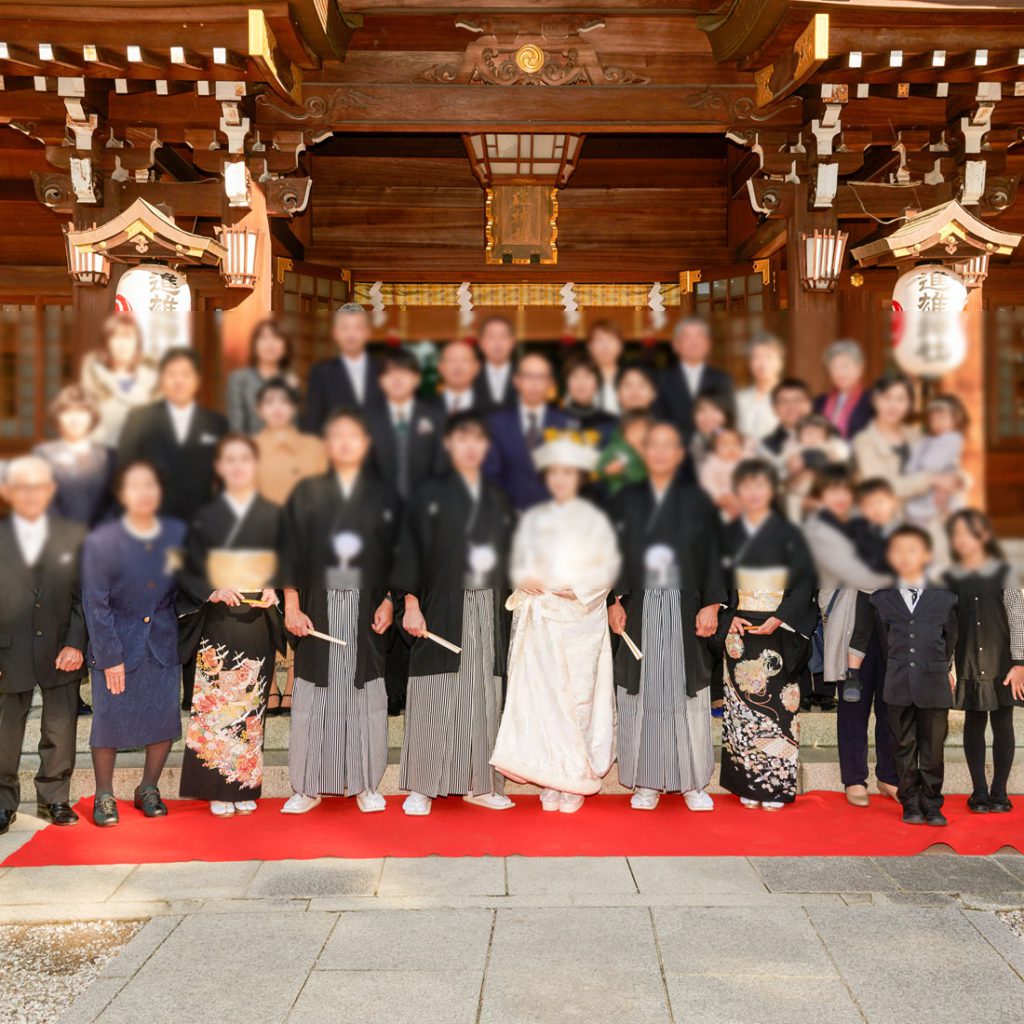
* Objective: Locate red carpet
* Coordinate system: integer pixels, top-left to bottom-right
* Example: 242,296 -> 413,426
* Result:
5,792 -> 1023,867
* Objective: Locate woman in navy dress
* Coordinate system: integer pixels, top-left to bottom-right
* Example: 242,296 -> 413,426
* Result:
83,460 -> 186,827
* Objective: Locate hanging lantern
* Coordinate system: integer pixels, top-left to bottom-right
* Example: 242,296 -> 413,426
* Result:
798,228 -> 848,292
954,252 -> 989,289
63,226 -> 110,286
218,223 -> 259,289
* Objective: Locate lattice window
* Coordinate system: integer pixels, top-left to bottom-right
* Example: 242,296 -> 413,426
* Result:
274,259 -> 350,379
988,306 -> 1024,447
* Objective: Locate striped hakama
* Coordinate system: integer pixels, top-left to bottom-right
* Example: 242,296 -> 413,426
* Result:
617,589 -> 714,793
400,590 -> 505,798
289,590 -> 388,797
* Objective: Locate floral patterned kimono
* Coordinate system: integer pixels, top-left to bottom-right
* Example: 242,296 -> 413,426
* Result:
177,494 -> 284,802
718,514 -> 817,804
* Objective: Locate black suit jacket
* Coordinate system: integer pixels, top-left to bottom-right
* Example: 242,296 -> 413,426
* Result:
472,364 -> 516,413
117,401 -> 228,522
870,587 -> 958,709
303,354 -> 384,434
654,363 -> 735,437
365,400 -> 448,498
0,515 -> 87,692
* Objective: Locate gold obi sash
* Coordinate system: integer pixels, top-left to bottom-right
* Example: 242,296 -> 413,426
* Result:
736,566 -> 787,613
206,549 -> 277,593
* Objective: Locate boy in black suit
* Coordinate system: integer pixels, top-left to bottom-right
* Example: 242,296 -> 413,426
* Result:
867,525 -> 958,826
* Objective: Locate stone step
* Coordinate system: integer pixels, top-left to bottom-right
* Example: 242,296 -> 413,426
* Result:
15,747 -> 1024,802
20,700 -> 1020,757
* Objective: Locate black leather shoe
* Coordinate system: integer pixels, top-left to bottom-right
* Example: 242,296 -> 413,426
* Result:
925,808 -> 948,827
967,795 -> 990,814
36,802 -> 79,826
92,793 -> 119,828
133,784 -> 168,818
902,805 -> 926,825
0,808 -> 16,835
989,796 -> 1013,813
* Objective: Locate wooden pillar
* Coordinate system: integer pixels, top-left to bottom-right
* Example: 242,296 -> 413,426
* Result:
220,180 -> 273,372
71,183 -> 122,359
942,285 -> 986,507
785,182 -> 839,391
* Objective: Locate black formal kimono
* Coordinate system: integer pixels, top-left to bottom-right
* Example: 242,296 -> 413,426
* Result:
0,515 -> 86,811
365,400 -> 448,500
870,585 -> 958,812
279,470 -> 401,798
610,479 -> 726,794
718,513 -> 817,804
392,472 -> 514,799
176,495 -> 286,802
117,400 -> 228,522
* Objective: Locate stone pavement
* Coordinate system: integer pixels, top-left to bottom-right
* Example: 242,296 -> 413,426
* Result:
1,811 -> 1023,1024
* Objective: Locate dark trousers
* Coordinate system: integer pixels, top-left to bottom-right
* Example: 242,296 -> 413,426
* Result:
0,682 -> 79,809
885,703 -> 949,812
837,635 -> 898,788
384,629 -> 410,716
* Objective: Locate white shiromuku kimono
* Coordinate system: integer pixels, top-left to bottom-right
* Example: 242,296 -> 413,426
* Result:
490,497 -> 621,795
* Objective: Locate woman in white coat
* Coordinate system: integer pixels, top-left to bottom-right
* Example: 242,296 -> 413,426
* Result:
490,431 -> 621,813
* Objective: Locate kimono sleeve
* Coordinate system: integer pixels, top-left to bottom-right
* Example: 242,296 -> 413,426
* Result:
61,526 -> 88,653
176,511 -> 212,615
774,526 -> 818,636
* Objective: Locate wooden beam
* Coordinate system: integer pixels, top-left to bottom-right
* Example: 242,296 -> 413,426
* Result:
754,13 -> 829,108
736,215 -> 787,261
252,83 -> 802,133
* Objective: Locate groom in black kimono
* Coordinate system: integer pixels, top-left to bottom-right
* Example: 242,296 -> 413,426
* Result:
393,410 -> 515,816
609,422 -> 727,811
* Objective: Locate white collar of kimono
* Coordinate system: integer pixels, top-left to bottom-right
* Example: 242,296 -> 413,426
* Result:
741,514 -> 770,538
336,470 -> 359,499
223,491 -> 255,523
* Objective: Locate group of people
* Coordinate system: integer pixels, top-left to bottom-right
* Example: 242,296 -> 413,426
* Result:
1,304 -> 1021,838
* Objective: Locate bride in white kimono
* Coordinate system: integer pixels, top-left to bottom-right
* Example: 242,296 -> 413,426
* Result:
490,432 -> 621,813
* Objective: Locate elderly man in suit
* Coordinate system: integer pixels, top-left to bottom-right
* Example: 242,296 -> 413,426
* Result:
483,352 -> 573,511
117,347 -> 228,522
0,456 -> 87,834
655,317 -> 734,438
303,303 -> 384,433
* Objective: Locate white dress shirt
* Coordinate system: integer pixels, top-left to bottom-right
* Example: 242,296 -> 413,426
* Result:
681,362 -> 705,398
341,353 -> 368,405
597,371 -> 620,415
445,389 -> 473,414
166,401 -> 195,445
519,402 -> 546,437
388,400 -> 413,427
735,385 -> 778,441
898,579 -> 927,612
485,362 -> 511,404
12,513 -> 48,567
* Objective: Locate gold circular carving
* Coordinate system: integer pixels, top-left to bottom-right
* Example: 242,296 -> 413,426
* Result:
515,44 -> 546,74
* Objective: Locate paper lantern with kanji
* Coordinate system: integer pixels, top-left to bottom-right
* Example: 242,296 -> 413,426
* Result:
115,265 -> 192,360
890,265 -> 968,377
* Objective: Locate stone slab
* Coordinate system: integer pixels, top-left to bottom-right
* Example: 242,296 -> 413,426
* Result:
750,856 -> 899,893
870,854 -> 1022,894
376,856 -> 505,897
0,864 -> 135,905
316,908 -> 493,972
627,856 -> 768,897
110,861 -> 259,903
505,856 -> 637,896
246,858 -> 382,899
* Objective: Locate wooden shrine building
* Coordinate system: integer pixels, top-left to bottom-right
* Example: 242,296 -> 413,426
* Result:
0,0 -> 1023,529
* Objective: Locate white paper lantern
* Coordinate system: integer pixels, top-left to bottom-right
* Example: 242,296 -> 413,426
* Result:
114,264 -> 192,359
891,264 -> 968,377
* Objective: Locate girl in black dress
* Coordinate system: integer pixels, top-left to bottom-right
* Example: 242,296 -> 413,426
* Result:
178,435 -> 285,817
943,509 -> 1024,813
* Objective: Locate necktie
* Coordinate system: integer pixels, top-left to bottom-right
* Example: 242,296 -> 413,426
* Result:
525,411 -> 540,450
395,412 -> 410,497
908,588 -> 919,609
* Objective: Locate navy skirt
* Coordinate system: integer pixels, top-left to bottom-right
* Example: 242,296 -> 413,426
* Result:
90,654 -> 182,750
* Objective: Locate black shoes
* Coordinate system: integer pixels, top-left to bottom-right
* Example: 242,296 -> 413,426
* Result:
0,808 -> 15,835
989,796 -> 1013,813
902,804 -> 926,825
93,793 -> 119,827
967,795 -> 990,814
133,784 -> 168,818
36,802 -> 79,826
925,808 -> 948,827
